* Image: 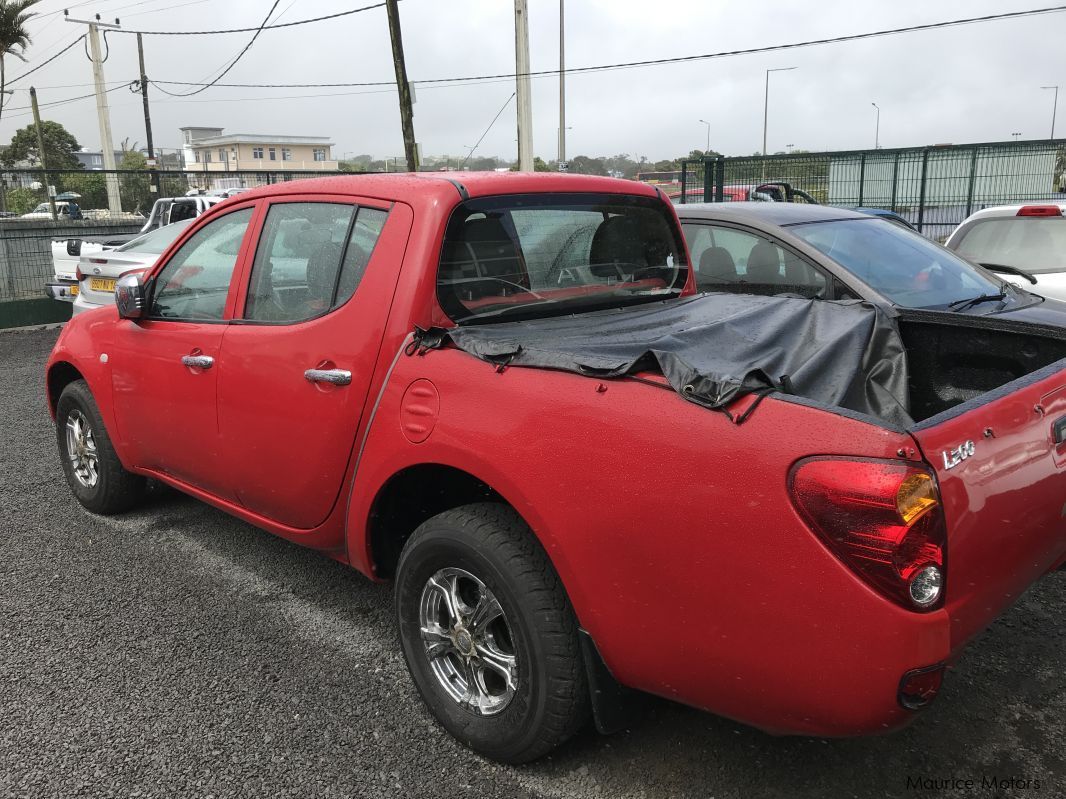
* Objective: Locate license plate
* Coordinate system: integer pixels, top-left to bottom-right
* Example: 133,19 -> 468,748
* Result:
89,278 -> 116,292
69,284 -> 79,296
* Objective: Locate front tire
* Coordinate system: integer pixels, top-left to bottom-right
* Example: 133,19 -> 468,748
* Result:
395,503 -> 589,764
56,379 -> 146,514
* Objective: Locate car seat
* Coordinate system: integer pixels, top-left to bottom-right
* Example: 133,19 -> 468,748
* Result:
698,246 -> 738,282
745,241 -> 783,283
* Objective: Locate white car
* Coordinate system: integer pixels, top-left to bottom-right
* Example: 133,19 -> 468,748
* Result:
47,195 -> 222,303
945,203 -> 1066,300
72,220 -> 194,316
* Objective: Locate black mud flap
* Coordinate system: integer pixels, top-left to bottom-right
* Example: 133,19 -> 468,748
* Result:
579,629 -> 648,734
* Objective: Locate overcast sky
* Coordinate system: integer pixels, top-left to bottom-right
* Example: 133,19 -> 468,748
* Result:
1,0 -> 1062,162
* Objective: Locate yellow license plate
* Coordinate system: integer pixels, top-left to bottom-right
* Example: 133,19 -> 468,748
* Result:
89,278 -> 116,292
69,284 -> 79,296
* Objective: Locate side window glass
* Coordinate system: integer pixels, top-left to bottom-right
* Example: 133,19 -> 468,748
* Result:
150,207 -> 253,320
697,225 -> 827,299
335,207 -> 389,306
244,203 -> 389,323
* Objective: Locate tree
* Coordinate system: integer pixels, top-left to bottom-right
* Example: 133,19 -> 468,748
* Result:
62,171 -> 106,210
3,184 -> 36,213
532,156 -> 552,172
0,0 -> 42,125
3,119 -> 82,168
568,155 -> 607,176
118,149 -> 152,213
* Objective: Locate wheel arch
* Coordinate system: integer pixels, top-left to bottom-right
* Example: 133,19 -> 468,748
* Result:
46,360 -> 86,418
366,463 -> 506,580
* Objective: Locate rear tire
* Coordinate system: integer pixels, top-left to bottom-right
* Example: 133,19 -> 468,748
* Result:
56,379 -> 146,514
395,503 -> 589,764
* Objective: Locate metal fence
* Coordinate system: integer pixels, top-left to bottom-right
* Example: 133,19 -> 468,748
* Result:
0,219 -> 145,303
0,167 -> 348,218
678,139 -> 1066,241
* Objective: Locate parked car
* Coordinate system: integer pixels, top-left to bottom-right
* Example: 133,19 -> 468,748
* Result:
944,203 -> 1066,300
852,206 -> 918,230
47,196 -> 223,303
676,202 -> 1066,328
46,174 -> 1066,764
72,220 -> 195,316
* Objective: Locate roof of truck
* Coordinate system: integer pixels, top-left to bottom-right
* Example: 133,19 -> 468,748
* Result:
231,172 -> 661,205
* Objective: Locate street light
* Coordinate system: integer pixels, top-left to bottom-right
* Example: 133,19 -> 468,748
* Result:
786,143 -> 795,154
762,67 -> 797,157
1040,86 -> 1059,139
1012,132 -> 1022,141
871,102 -> 880,149
698,119 -> 711,153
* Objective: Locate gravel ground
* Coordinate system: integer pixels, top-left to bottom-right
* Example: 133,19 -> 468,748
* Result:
1,326 -> 1064,799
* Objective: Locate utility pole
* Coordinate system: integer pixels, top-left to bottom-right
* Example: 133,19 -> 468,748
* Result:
871,102 -> 880,149
385,0 -> 417,172
515,0 -> 533,171
557,0 -> 565,169
136,33 -> 159,194
1041,86 -> 1059,139
29,87 -> 58,221
66,14 -> 122,214
762,66 -> 796,180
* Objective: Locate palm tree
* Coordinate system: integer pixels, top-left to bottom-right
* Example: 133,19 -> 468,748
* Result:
0,0 -> 42,125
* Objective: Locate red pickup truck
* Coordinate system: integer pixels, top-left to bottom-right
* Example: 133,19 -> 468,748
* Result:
46,173 -> 1066,764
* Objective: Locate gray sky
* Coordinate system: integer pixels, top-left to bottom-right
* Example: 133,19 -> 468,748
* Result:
2,0 -> 1063,162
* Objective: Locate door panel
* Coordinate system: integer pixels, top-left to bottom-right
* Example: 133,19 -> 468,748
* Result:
218,199 -> 411,529
110,320 -> 231,494
110,205 -> 258,498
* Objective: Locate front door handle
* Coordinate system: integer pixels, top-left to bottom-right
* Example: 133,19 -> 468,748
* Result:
181,354 -> 214,369
304,368 -> 352,386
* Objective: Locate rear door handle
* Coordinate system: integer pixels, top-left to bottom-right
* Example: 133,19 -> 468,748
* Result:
181,355 -> 214,369
1053,416 -> 1066,445
304,368 -> 352,386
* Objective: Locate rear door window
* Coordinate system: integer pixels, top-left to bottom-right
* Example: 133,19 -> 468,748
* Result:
681,223 -> 828,299
243,202 -> 388,323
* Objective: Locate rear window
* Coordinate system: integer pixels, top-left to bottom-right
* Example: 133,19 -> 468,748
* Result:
115,219 -> 194,255
953,216 -> 1066,274
437,193 -> 688,323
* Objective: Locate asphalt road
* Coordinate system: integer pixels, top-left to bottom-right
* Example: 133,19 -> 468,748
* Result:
2,326 -> 1064,799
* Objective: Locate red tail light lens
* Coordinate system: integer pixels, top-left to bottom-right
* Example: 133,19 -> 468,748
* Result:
75,265 -> 84,281
1016,205 -> 1063,217
789,457 -> 946,611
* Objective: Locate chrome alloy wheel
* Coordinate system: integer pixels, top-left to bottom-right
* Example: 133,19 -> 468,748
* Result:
419,567 -> 518,716
65,408 -> 99,488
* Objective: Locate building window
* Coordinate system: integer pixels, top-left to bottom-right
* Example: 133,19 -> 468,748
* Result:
282,148 -> 292,161
252,147 -> 264,159
91,155 -> 103,167
219,149 -> 227,162
204,151 -> 212,163
269,147 -> 277,161
313,148 -> 327,162
194,151 -> 201,163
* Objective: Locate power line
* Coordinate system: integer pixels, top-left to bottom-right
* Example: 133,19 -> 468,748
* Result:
152,0 -> 281,98
462,93 -> 516,168
117,1 -> 387,35
148,3 -> 1066,91
7,36 -> 86,85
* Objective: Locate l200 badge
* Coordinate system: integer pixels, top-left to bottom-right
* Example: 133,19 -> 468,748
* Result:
942,440 -> 976,470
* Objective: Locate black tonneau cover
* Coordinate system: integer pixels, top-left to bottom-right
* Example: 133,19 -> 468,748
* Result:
445,294 -> 912,427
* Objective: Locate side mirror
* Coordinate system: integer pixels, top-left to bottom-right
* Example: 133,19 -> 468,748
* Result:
115,272 -> 147,319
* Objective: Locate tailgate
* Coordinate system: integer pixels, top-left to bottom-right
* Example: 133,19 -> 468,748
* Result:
909,361 -> 1066,649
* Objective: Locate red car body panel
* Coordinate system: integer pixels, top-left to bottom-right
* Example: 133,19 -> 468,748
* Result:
45,172 -> 1066,739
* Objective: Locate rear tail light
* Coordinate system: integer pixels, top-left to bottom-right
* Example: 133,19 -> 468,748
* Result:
898,664 -> 945,710
75,265 -> 84,281
119,267 -> 148,278
1017,205 -> 1063,217
789,457 -> 946,611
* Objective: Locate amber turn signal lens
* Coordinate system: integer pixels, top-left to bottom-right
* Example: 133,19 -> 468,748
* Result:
896,472 -> 938,525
